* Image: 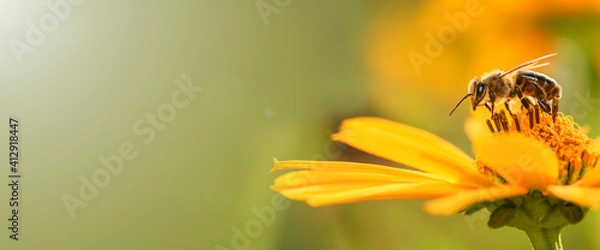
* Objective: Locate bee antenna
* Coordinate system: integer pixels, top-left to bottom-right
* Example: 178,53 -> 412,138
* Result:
449,93 -> 472,116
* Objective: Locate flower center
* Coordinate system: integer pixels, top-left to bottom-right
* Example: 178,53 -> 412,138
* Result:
481,106 -> 599,185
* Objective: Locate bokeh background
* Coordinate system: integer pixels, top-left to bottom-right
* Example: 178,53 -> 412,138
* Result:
1,1 -> 599,249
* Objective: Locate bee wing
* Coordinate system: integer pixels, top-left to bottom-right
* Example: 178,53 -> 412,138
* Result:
499,53 -> 556,78
526,62 -> 550,70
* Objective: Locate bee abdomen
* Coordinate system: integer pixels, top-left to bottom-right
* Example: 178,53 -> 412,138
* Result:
516,70 -> 561,101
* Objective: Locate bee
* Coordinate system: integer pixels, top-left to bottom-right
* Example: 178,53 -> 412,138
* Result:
449,53 -> 562,120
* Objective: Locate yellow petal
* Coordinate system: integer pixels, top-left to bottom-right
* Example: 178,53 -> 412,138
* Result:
547,185 -> 600,209
595,136 -> 600,152
477,133 -> 559,190
278,182 -> 466,207
464,108 -> 493,154
577,161 -> 600,186
425,185 -> 528,215
271,159 -> 445,181
331,117 -> 495,187
275,183 -> 379,199
272,170 -> 443,190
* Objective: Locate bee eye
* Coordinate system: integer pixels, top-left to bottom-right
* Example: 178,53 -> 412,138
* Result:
476,82 -> 485,96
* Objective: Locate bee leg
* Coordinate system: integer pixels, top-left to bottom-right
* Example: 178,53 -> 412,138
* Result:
519,98 -> 536,128
504,102 -> 514,116
488,89 -> 496,114
506,101 -> 521,131
514,85 -> 530,109
529,82 -> 551,113
539,100 -> 551,113
485,103 -> 497,120
552,99 -> 559,122
484,103 -> 493,112
524,99 -> 535,109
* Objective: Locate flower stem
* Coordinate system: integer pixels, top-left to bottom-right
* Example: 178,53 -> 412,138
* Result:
524,227 -> 563,250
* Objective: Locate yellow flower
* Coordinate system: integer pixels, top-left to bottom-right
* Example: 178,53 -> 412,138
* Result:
270,107 -> 600,216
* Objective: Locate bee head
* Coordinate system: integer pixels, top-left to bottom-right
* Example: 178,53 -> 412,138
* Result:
468,78 -> 487,110
449,76 -> 492,116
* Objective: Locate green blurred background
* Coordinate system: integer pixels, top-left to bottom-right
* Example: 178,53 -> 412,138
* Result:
1,1 -> 599,249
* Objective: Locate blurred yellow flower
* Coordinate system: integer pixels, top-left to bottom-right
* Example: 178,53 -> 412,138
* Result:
270,107 -> 600,216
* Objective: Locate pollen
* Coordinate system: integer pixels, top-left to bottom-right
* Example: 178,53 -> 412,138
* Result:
482,106 -> 600,185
